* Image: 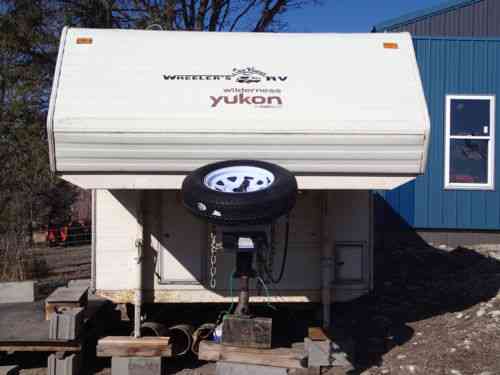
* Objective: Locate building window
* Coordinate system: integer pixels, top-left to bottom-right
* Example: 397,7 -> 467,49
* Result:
445,95 -> 495,190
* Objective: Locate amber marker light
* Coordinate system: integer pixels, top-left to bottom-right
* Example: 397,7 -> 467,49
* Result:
383,42 -> 399,49
76,37 -> 93,45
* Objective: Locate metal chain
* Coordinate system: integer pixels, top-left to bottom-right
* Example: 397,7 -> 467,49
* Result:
209,228 -> 218,289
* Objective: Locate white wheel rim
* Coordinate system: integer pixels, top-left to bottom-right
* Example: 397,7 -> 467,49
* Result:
204,166 -> 275,193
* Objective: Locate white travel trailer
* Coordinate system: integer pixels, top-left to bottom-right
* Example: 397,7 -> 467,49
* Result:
47,28 -> 430,329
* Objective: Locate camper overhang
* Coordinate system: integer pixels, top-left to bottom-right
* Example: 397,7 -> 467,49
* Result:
48,28 -> 430,190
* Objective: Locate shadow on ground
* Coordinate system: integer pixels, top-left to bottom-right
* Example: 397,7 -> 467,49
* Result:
332,198 -> 500,374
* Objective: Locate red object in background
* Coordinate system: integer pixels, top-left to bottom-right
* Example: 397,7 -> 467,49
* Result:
60,226 -> 68,242
45,222 -> 91,246
47,228 -> 57,243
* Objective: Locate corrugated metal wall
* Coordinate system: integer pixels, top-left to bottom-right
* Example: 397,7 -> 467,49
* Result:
378,37 -> 500,230
385,0 -> 500,37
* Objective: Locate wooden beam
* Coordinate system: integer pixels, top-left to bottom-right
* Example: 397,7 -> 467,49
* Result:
96,288 -> 319,304
198,341 -> 307,369
0,341 -> 81,352
97,336 -> 171,358
308,327 -> 330,341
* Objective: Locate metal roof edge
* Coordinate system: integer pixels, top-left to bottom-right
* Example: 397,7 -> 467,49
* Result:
412,35 -> 500,42
47,26 -> 69,173
372,0 -> 485,32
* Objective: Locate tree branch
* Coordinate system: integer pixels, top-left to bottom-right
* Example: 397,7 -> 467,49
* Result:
195,0 -> 209,30
189,0 -> 196,29
229,0 -> 257,31
254,0 -> 287,32
218,0 -> 230,31
164,0 -> 176,30
180,0 -> 190,29
208,0 -> 224,31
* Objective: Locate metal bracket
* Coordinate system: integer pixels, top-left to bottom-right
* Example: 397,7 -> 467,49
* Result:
134,238 -> 143,263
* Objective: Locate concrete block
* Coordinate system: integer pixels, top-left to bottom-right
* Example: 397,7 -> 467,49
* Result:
46,286 -> 88,305
48,353 -> 80,375
111,357 -> 167,375
216,361 -> 289,375
0,365 -> 20,375
304,338 -> 353,368
67,279 -> 90,289
0,281 -> 36,303
45,286 -> 88,320
49,307 -> 84,340
305,338 -> 330,367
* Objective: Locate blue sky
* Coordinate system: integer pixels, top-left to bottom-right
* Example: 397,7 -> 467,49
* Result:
285,0 -> 450,32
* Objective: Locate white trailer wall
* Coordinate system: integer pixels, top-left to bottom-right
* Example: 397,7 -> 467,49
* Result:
95,189 -> 372,303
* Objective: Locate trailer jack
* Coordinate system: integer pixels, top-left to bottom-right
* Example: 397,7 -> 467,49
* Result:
219,231 -> 272,349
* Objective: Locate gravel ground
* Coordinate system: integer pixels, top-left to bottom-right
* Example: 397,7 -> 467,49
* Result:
2,243 -> 500,375
334,244 -> 500,375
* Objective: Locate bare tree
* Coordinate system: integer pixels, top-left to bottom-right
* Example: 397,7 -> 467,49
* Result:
0,0 -> 320,280
55,0 -> 321,32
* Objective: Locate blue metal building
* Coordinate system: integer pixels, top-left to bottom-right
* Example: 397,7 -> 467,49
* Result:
373,0 -> 500,37
374,0 -> 500,238
379,37 -> 500,230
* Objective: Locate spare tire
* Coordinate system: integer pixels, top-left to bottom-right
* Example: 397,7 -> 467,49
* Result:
182,160 -> 298,225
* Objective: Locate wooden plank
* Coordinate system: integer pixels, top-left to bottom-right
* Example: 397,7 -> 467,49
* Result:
308,327 -> 330,341
98,336 -> 170,346
97,336 -> 172,358
0,365 -> 20,375
0,341 -> 81,352
96,289 -> 320,304
198,341 -> 307,369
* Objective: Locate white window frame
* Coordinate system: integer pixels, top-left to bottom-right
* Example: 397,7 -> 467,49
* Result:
444,94 -> 496,190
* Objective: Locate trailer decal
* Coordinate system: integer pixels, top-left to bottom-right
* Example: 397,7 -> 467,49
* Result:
209,94 -> 283,108
163,67 -> 288,84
